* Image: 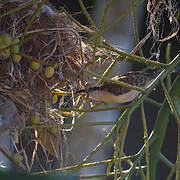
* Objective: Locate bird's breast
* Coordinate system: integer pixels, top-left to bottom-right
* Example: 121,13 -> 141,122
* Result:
88,90 -> 140,103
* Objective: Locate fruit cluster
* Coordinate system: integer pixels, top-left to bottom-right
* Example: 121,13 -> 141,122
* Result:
31,61 -> 55,79
31,113 -> 58,135
0,33 -> 61,79
0,33 -> 21,62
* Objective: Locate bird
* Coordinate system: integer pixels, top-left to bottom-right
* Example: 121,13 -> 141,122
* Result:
76,69 -> 162,103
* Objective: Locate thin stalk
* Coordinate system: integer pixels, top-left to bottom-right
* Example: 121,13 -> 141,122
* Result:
103,129 -> 116,176
99,0 -> 113,30
21,0 -> 46,40
92,0 -> 113,62
103,129 -> 133,175
117,114 -> 131,177
79,166 -> 145,179
98,61 -> 117,83
60,7 -> 93,35
77,102 -> 103,119
173,98 -> 180,180
176,127 -> 180,180
0,0 -> 40,18
107,158 -> 113,177
89,0 -> 146,42
166,43 -> 172,90
159,153 -> 174,168
25,121 -> 115,130
77,0 -> 97,32
60,105 -> 128,113
141,103 -> 150,180
34,154 -> 138,174
130,0 -> 143,56
99,43 -> 169,68
167,164 -> 176,180
138,161 -> 146,180
114,134 -> 119,179
92,38 -> 99,65
161,80 -> 180,127
92,0 -> 113,67
92,1 -> 113,65
97,32 -> 151,86
78,109 -> 128,167
145,98 -> 161,108
124,132 -> 157,180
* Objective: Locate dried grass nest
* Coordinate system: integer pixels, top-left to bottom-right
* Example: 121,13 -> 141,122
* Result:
0,1 -> 92,160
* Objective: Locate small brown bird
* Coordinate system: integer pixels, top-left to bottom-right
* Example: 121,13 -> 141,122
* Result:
76,69 -> 161,103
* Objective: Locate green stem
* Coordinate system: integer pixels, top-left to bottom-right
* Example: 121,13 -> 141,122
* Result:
149,76 -> 180,180
98,61 -> 117,83
124,132 -> 157,179
145,98 -> 161,108
25,121 -> 115,129
167,164 -> 176,180
166,43 -> 172,90
141,103 -> 149,180
60,7 -> 93,35
159,153 -> 174,168
99,43 -> 169,68
78,109 -> 128,167
21,0 -> 46,40
130,0 -> 143,56
114,134 -> 119,179
161,80 -> 180,126
34,154 -> 138,174
60,105 -> 128,113
89,0 -> 145,42
117,114 -> 130,176
176,127 -> 180,180
0,0 -> 40,18
77,0 -> 97,31
173,98 -> 180,179
99,0 -> 113,30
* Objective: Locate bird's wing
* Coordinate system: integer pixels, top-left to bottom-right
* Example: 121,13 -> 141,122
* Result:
103,72 -> 151,96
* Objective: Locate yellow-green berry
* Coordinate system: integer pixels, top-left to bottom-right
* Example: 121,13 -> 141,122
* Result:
1,33 -> 12,46
52,94 -> 58,104
31,61 -> 40,70
13,154 -> 23,164
11,37 -> 20,53
49,127 -> 58,134
31,115 -> 40,125
13,54 -> 22,63
44,66 -> 54,78
1,48 -> 10,59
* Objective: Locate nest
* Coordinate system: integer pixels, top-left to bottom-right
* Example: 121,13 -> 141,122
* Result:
0,1 -> 92,170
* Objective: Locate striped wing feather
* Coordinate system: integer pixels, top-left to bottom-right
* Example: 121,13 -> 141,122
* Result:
102,71 -> 154,96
